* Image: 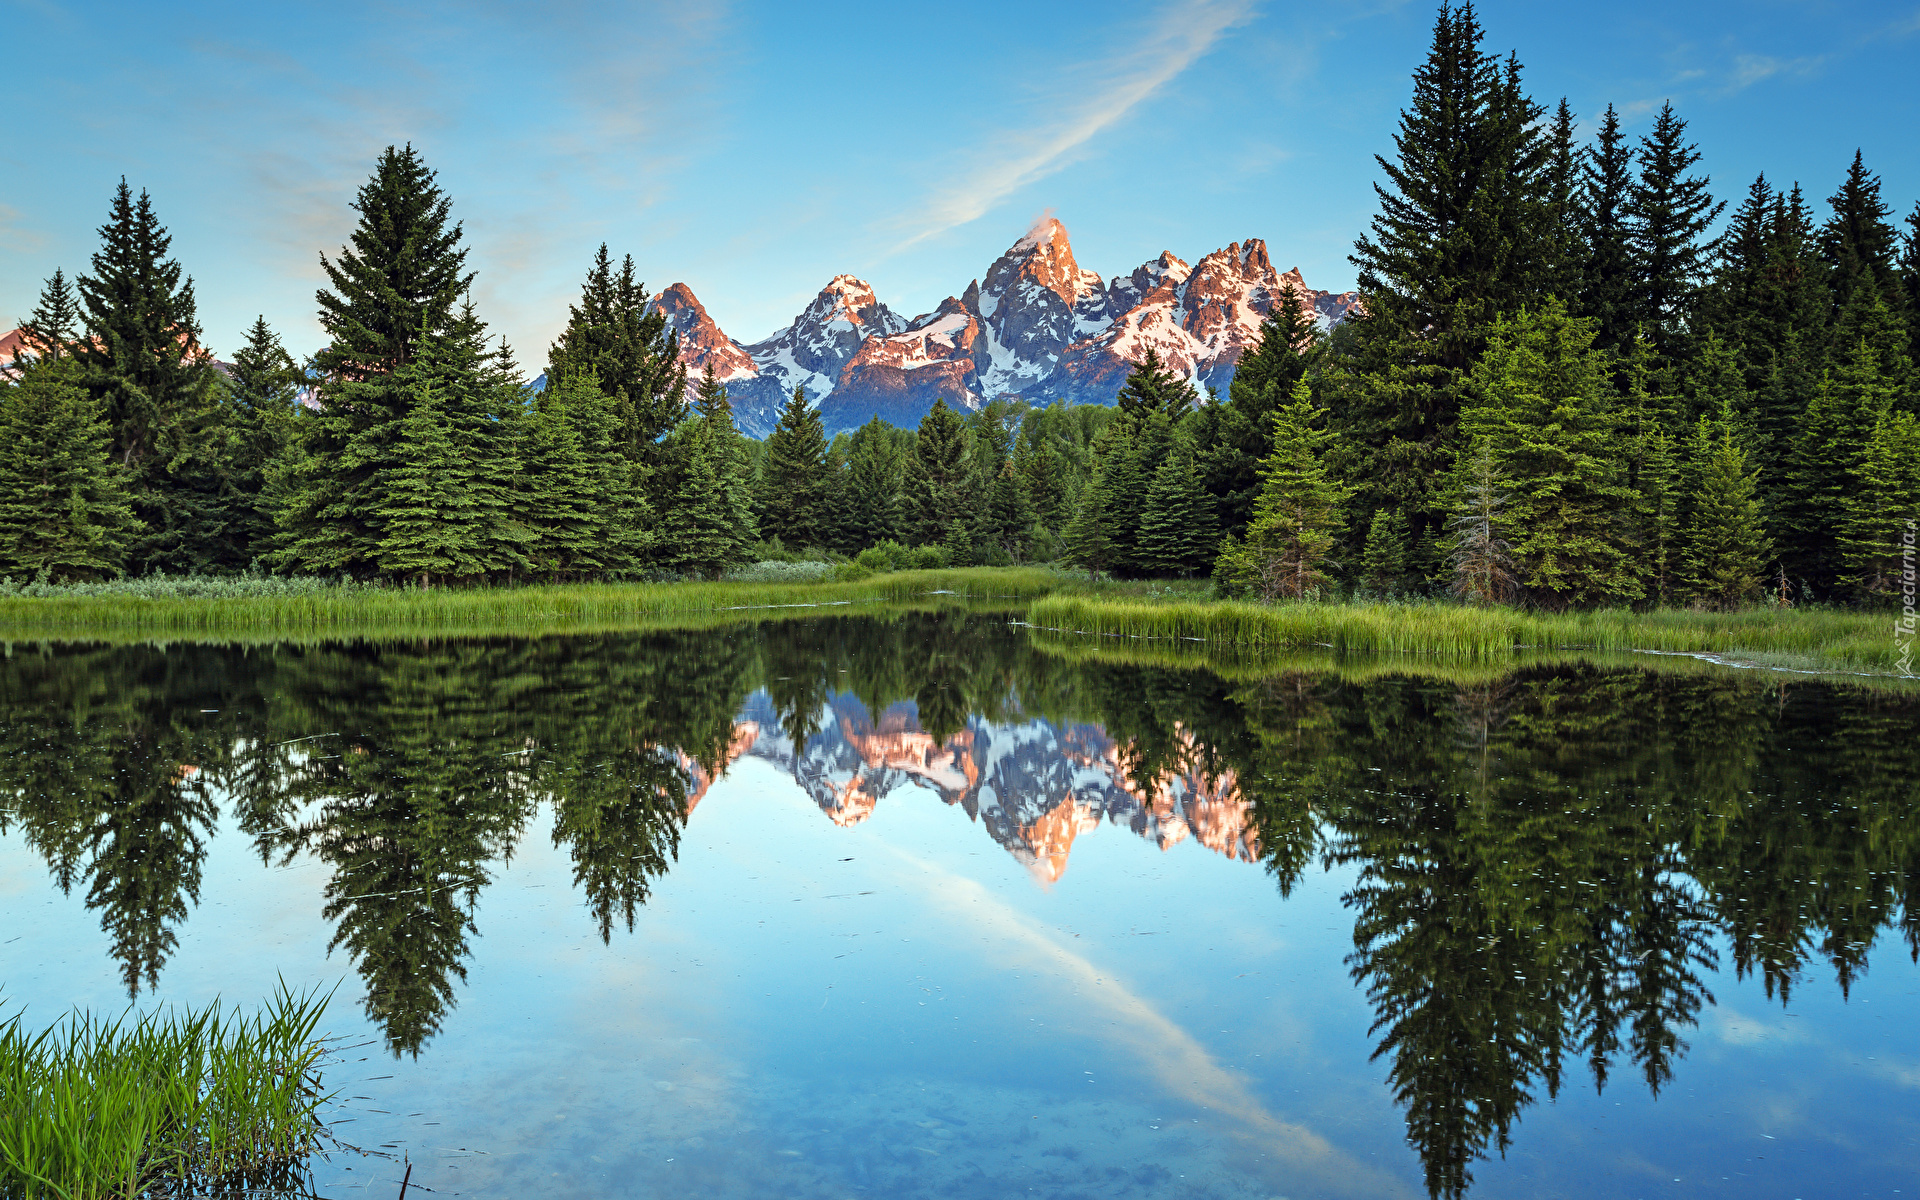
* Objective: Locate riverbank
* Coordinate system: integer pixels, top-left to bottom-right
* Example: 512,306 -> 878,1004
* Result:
0,569 -> 1904,680
1025,594 -> 1909,677
0,567 -> 1080,642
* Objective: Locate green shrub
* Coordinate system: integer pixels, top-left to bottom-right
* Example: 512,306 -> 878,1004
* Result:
905,544 -> 950,570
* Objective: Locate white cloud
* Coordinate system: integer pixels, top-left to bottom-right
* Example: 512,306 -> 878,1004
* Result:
889,0 -> 1257,252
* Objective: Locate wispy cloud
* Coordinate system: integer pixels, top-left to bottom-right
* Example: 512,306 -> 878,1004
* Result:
890,0 -> 1257,252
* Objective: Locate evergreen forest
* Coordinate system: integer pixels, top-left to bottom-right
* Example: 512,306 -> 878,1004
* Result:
5,2 -> 1918,613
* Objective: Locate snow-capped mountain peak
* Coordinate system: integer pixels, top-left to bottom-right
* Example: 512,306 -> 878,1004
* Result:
649,218 -> 1358,436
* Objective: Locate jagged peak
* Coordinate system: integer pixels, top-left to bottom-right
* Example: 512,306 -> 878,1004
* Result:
1012,214 -> 1069,253
823,273 -> 876,297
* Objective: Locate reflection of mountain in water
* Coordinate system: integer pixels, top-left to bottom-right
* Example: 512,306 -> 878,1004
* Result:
729,691 -> 1257,881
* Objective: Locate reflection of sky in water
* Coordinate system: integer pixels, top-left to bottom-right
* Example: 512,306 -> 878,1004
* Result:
3,702 -> 1919,1200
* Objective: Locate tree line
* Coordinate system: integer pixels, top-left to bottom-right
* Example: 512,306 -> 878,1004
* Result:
4,1 -> 1916,607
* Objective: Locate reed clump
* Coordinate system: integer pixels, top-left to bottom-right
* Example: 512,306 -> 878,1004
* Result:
0,987 -> 333,1199
1024,596 -> 1907,675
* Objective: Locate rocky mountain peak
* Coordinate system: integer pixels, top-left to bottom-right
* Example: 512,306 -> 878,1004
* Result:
649,282 -> 756,383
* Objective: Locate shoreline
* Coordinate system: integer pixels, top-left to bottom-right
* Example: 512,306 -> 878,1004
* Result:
0,568 -> 1906,682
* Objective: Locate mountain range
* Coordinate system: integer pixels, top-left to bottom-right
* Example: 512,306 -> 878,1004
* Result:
650,218 -> 1358,437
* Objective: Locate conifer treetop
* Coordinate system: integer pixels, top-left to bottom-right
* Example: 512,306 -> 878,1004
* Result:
315,145 -> 473,382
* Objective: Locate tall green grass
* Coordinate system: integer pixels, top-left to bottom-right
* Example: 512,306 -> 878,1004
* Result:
0,568 -> 1066,642
1024,596 -> 1910,676
0,987 -> 333,1199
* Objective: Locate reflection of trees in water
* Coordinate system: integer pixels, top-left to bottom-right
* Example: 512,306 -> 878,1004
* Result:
5,621 -> 1920,1184
1192,665 -> 1920,1198
0,646 -> 249,996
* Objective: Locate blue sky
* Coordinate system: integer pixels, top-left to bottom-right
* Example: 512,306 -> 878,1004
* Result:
3,0 -> 1916,365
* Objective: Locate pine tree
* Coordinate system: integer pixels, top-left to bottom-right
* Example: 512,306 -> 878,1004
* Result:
1459,302 -> 1641,608
759,386 -> 830,547
0,368 -> 139,581
314,146 -> 471,383
222,317 -> 302,566
1330,2 -> 1554,570
1445,444 -> 1520,605
904,398 -> 972,548
1680,330 -> 1753,438
1576,105 -> 1640,356
520,373 -> 604,579
274,147 -> 480,576
372,372 -> 483,585
1634,423 -> 1683,608
1114,347 -> 1198,419
1820,152 -> 1912,383
1136,426 -> 1217,576
1215,282 -> 1322,534
1782,338 -> 1898,594
71,181 -> 228,573
986,460 -> 1035,563
1062,435 -> 1120,574
665,400 -> 758,578
16,269 -> 81,363
845,417 -> 904,548
547,245 -> 686,468
1836,409 -> 1920,602
1901,199 -> 1920,365
1359,506 -> 1411,594
1019,437 -> 1068,533
1627,102 -> 1725,366
1539,98 -> 1583,304
1217,379 -> 1351,600
1679,407 -> 1772,610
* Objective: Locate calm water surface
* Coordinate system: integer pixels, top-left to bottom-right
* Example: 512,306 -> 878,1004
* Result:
2,612 -> 1917,1200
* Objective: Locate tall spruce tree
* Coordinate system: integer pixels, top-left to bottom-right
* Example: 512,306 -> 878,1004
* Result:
904,399 -> 972,548
759,386 -> 830,547
1626,102 -> 1725,367
1576,104 -> 1640,356
1459,302 -> 1641,608
72,181 -> 227,573
1217,379 -> 1350,599
274,146 -> 479,576
1212,283 -> 1322,535
0,368 -> 140,581
664,371 -> 757,578
521,372 -> 605,579
1331,2 -> 1554,569
986,460 -> 1036,563
546,245 -> 686,468
1359,506 -> 1412,594
1820,152 -> 1912,382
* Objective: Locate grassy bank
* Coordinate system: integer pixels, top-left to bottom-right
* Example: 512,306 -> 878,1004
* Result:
1024,595 -> 1910,677
0,988 -> 333,1198
0,567 -> 1067,642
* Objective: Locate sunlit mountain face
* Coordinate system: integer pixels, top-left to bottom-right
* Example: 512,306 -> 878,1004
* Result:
648,217 -> 1361,436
